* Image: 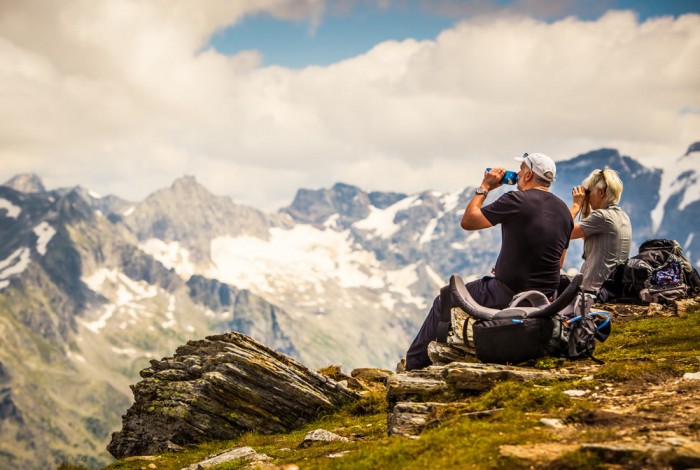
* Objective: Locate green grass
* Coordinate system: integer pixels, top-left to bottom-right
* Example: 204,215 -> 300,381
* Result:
80,305 -> 700,470
593,306 -> 700,382
546,449 -> 605,470
97,385 -> 574,470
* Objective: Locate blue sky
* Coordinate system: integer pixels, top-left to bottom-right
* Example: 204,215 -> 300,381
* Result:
209,0 -> 700,68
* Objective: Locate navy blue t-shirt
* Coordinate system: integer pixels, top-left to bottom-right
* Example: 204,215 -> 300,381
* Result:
481,189 -> 573,296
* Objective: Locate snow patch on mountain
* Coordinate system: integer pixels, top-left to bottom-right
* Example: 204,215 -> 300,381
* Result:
385,263 -> 428,308
419,218 -> 439,244
79,269 -> 178,334
208,225 -> 387,294
0,247 -> 31,289
82,268 -> 158,305
66,350 -> 87,363
81,305 -> 117,333
162,295 -> 177,329
353,195 -> 420,238
123,206 -> 135,216
33,222 -> 55,255
0,198 -> 21,219
139,239 -> 195,278
323,214 -> 340,229
418,190 -> 464,245
440,191 -> 462,214
651,150 -> 700,232
111,346 -> 137,356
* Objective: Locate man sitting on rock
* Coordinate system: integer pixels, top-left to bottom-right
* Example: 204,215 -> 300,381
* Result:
404,153 -> 574,370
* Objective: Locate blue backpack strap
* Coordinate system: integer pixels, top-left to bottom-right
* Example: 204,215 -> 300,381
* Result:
436,284 -> 452,342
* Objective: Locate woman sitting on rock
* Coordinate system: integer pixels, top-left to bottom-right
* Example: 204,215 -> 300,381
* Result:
569,168 -> 632,292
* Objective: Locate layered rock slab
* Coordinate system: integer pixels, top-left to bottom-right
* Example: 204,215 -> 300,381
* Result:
108,332 -> 359,458
386,362 -> 580,437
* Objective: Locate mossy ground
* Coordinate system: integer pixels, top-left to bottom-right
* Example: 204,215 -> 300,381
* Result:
65,302 -> 700,470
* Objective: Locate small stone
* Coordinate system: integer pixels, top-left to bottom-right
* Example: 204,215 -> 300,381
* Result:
327,451 -> 352,458
683,372 -> 700,380
647,302 -> 665,315
299,429 -> 349,448
539,418 -> 565,429
674,298 -> 698,317
180,446 -> 270,470
563,389 -> 588,397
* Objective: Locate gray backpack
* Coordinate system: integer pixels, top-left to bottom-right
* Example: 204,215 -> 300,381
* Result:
438,274 -> 610,365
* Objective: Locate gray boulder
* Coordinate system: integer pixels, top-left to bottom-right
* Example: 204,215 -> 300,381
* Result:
107,332 -> 359,458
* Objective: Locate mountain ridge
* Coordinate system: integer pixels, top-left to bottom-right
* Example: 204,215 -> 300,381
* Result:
0,142 -> 699,468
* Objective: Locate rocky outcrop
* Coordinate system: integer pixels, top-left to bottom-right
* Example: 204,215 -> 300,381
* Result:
387,354 -> 578,406
107,332 -> 359,459
386,357 -> 581,437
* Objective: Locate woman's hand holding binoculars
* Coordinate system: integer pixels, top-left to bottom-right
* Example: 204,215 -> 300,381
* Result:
571,185 -> 589,219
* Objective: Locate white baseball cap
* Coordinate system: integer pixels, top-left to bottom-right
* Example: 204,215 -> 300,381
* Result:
514,152 -> 556,182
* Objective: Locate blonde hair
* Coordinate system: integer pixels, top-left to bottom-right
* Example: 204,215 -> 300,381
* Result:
584,168 -> 623,206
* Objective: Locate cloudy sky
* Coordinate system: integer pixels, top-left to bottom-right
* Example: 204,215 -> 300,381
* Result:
1,0 -> 699,210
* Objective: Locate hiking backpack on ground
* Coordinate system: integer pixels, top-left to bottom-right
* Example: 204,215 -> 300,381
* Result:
436,274 -> 610,365
598,239 -> 700,304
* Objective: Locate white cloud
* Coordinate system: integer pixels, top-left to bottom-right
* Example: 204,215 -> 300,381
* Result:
0,3 -> 698,209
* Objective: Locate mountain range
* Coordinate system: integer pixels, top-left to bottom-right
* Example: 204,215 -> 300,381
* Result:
0,143 -> 698,467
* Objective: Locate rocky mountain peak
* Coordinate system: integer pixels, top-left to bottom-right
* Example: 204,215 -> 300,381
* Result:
368,190 -> 407,209
171,175 -> 200,190
136,175 -> 227,214
167,175 -> 215,201
282,182 -> 382,226
125,176 -> 270,258
56,188 -> 97,222
684,141 -> 700,156
3,174 -> 46,193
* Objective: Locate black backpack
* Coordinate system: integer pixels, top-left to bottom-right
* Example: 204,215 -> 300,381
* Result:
437,274 -> 610,365
599,239 -> 700,304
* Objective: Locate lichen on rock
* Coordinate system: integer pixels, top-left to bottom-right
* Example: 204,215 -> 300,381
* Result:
107,331 -> 359,459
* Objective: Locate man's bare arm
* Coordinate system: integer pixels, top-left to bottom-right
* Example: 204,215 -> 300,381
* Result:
460,168 -> 503,231
461,191 -> 493,230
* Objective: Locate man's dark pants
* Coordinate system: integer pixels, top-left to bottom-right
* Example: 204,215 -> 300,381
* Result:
405,276 -> 512,371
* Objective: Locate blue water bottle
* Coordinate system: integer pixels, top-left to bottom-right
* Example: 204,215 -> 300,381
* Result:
485,168 -> 518,185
